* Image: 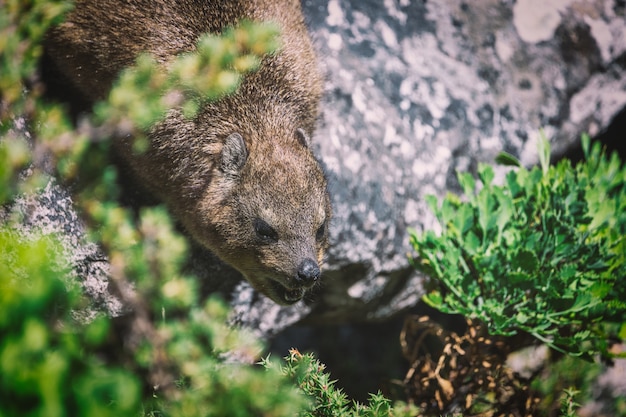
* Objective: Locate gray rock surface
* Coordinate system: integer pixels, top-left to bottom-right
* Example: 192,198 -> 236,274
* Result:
298,0 -> 626,325
1,176 -> 124,321
3,0 -> 626,337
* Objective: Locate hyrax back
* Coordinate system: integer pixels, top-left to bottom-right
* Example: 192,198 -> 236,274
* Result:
45,0 -> 331,305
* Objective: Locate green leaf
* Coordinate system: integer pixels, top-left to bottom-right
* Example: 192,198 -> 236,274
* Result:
477,163 -> 495,187
455,204 -> 475,236
464,230 -> 481,253
588,198 -> 614,230
573,330 -> 591,340
476,190 -> 497,238
495,151 -> 521,167
425,194 -> 439,216
423,292 -> 444,309
587,259 -> 609,271
516,311 -> 530,324
581,133 -> 591,159
508,271 -> 533,287
458,171 -> 476,197
494,187 -> 513,237
538,132 -> 551,174
569,294 -> 597,313
441,198 -> 458,228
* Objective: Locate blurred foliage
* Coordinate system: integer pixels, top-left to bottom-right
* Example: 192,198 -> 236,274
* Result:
0,221 -> 309,417
532,354 -> 600,416
1,1 -> 412,416
0,0 -> 72,109
0,230 -> 141,417
410,134 -> 626,360
0,0 -> 73,201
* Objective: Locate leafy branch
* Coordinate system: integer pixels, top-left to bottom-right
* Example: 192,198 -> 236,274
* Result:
410,135 -> 626,360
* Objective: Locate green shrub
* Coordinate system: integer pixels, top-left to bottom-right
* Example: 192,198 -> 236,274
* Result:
410,135 -> 626,360
0,230 -> 142,417
0,222 -> 313,417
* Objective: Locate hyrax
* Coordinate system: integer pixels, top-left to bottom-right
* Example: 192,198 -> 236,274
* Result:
44,0 -> 331,305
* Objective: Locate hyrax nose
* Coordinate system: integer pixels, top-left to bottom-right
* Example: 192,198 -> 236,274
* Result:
296,258 -> 320,287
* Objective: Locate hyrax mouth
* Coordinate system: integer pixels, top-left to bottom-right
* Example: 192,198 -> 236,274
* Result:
269,280 -> 305,305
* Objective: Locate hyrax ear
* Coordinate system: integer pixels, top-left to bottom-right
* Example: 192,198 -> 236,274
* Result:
221,132 -> 248,176
295,128 -> 311,148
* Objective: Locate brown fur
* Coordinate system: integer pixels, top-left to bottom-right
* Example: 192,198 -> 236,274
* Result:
45,0 -> 331,305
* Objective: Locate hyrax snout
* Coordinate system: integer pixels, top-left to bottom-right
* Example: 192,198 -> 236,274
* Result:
44,0 -> 331,305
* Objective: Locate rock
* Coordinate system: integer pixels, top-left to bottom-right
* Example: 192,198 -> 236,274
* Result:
298,0 -> 626,326
4,0 -> 626,337
3,178 -> 126,321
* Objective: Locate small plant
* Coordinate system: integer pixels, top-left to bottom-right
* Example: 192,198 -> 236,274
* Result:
559,388 -> 581,417
410,135 -> 626,360
531,354 -> 601,416
272,349 -> 417,417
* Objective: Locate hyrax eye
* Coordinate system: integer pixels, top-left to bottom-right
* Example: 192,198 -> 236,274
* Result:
316,222 -> 326,242
254,218 -> 279,242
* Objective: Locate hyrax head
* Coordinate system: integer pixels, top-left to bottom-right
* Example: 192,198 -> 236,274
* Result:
197,127 -> 331,305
